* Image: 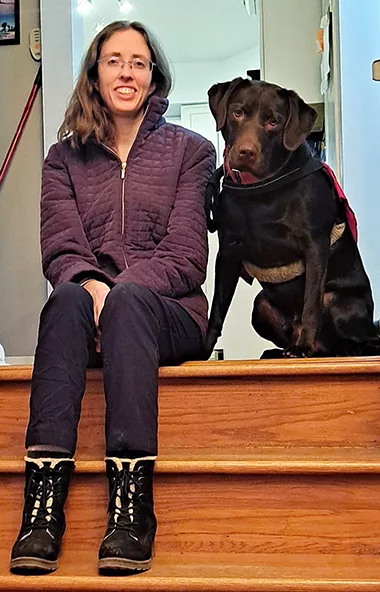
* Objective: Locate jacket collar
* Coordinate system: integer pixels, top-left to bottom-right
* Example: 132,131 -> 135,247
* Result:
88,95 -> 169,159
142,94 -> 168,132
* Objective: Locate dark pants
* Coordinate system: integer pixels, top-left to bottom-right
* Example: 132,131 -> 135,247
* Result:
26,282 -> 203,456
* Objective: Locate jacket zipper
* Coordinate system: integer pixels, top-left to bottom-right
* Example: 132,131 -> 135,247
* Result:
120,161 -> 128,269
100,103 -> 153,272
121,161 -> 126,235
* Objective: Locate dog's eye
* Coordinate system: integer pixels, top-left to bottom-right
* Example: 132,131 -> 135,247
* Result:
268,118 -> 278,127
233,109 -> 244,118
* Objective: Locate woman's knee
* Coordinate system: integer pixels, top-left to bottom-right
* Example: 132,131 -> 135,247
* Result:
105,282 -> 156,309
101,283 -> 159,325
46,282 -> 93,313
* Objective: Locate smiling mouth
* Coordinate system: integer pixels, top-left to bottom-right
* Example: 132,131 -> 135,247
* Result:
115,87 -> 136,95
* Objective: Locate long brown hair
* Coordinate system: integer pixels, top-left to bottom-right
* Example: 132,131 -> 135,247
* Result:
58,21 -> 173,148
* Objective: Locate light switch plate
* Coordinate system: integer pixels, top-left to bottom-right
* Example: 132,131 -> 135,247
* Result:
372,60 -> 380,81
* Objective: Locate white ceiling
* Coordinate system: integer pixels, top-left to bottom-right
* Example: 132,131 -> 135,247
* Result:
81,0 -> 259,62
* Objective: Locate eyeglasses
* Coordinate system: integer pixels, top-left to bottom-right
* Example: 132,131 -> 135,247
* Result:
97,56 -> 155,72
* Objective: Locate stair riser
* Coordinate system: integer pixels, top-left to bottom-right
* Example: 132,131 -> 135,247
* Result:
2,472 -> 380,573
1,376 -> 380,458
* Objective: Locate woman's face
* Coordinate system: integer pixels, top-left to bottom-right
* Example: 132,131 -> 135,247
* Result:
97,29 -> 156,120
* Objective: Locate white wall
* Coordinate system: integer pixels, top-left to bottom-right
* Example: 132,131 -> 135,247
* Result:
170,60 -> 226,105
259,0 -> 322,103
40,0 -> 75,153
338,0 -> 380,314
169,44 -> 260,107
224,46 -> 260,81
0,0 -> 46,356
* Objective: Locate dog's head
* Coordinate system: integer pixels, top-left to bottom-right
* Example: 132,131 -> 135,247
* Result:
208,78 -> 317,179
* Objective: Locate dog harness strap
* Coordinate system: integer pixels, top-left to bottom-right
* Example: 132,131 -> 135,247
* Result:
330,222 -> 346,246
205,166 -> 224,232
243,222 -> 346,284
322,164 -> 358,242
243,259 -> 305,283
223,158 -> 324,194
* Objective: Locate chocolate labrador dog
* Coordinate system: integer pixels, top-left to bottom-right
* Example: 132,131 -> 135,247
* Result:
204,77 -> 380,358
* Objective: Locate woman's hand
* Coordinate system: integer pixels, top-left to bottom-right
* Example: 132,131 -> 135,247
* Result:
82,280 -> 110,352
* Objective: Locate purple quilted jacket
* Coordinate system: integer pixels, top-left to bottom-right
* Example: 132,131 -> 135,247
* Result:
41,95 -> 216,336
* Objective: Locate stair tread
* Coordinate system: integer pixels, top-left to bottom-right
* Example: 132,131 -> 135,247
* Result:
2,447 -> 380,473
2,553 -> 380,590
2,356 -> 380,382
2,359 -> 380,455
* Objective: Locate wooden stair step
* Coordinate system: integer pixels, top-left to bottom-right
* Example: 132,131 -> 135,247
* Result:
2,471 -> 380,589
2,357 -> 380,380
1,358 -> 380,458
2,553 -> 380,590
2,447 -> 380,473
2,472 -> 380,559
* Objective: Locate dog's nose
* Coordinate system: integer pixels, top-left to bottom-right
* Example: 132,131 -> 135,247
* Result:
238,145 -> 256,159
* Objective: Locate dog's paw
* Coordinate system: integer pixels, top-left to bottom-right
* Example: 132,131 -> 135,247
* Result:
283,345 -> 311,358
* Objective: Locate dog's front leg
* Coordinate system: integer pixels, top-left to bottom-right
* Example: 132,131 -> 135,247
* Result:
203,246 -> 242,359
286,240 -> 330,357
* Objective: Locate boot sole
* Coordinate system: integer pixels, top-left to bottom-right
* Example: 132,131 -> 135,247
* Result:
98,556 -> 153,573
10,556 -> 58,573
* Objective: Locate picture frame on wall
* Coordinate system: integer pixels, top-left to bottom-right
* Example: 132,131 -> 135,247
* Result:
0,0 -> 20,46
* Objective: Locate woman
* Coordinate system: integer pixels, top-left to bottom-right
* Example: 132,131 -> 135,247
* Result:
11,21 -> 215,575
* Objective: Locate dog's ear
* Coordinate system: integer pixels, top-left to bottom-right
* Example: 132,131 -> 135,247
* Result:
208,78 -> 245,131
283,90 -> 317,151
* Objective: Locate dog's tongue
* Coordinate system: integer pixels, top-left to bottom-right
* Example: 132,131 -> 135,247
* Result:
230,168 -> 259,184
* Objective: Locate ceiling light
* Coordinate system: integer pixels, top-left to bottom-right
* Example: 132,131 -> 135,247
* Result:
77,0 -> 93,15
118,0 -> 133,15
242,0 -> 256,17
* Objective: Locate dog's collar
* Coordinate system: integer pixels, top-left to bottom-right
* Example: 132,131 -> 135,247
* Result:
223,143 -> 323,194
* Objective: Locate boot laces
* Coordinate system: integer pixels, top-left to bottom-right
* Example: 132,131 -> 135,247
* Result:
108,468 -> 145,533
23,466 -> 62,536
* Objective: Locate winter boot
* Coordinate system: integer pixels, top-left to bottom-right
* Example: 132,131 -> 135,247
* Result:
98,456 -> 156,573
10,457 -> 74,573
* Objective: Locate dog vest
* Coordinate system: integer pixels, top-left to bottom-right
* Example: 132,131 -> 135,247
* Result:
205,146 -> 357,284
